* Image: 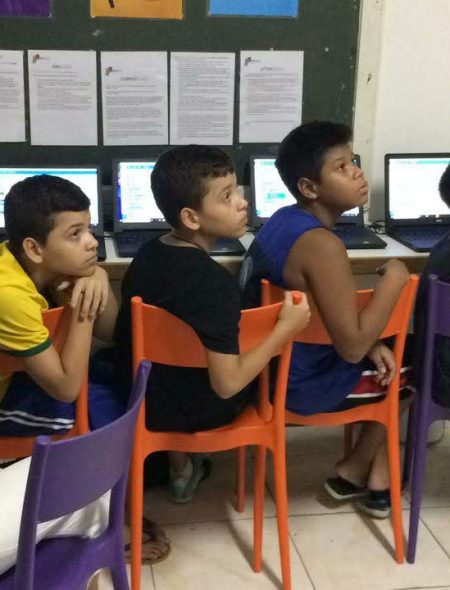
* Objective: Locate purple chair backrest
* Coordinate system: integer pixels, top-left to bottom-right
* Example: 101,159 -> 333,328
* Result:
428,275 -> 450,338
14,361 -> 150,589
422,276 -> 450,397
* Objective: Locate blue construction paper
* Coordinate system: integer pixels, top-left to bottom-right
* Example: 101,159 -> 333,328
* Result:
209,0 -> 298,17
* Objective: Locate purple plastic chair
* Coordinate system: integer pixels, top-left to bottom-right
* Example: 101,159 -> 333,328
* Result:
404,275 -> 450,563
0,361 -> 151,590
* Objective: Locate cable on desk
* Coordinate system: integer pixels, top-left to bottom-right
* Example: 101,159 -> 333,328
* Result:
367,220 -> 387,235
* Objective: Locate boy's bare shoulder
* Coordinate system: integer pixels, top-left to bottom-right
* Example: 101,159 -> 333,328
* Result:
284,227 -> 351,291
291,226 -> 347,260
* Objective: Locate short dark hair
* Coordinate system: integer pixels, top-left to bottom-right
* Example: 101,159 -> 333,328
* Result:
275,121 -> 353,202
4,174 -> 90,255
439,164 -> 450,209
151,145 -> 235,229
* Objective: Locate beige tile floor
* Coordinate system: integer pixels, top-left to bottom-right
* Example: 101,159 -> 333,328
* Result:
96,425 -> 450,590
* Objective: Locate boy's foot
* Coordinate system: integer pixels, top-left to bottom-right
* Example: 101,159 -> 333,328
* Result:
124,518 -> 171,564
170,456 -> 212,504
324,476 -> 366,501
358,481 -> 408,519
358,489 -> 391,519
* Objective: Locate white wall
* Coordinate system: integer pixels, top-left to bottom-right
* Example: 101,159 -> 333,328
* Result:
353,0 -> 450,221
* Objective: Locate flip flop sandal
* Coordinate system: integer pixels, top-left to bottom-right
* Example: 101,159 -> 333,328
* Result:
124,518 -> 171,564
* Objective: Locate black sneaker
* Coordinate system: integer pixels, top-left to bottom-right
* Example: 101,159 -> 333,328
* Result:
324,476 -> 366,501
359,489 -> 391,519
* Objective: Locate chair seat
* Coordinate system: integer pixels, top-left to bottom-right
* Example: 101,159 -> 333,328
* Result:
144,404 -> 274,455
0,535 -> 116,590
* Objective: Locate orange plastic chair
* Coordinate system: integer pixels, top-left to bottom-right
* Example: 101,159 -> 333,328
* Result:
238,276 -> 418,564
130,295 -> 297,590
0,306 -> 89,460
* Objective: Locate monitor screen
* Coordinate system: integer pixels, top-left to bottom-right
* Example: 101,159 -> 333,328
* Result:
115,160 -> 164,224
388,156 -> 450,220
252,157 -> 359,220
0,167 -> 100,230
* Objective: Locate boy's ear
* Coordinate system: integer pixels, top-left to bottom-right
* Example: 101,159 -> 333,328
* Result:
297,177 -> 318,202
179,207 -> 201,232
22,237 -> 44,265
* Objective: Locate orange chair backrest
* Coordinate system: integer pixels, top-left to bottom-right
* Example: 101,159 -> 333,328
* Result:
131,296 -> 295,424
261,276 -> 419,345
131,296 -> 288,371
0,306 -> 69,373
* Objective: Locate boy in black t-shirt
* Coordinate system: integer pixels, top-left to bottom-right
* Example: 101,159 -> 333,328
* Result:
114,145 -> 310,503
414,164 -> 450,404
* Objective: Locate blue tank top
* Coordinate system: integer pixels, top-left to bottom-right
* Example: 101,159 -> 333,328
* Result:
240,205 -> 364,415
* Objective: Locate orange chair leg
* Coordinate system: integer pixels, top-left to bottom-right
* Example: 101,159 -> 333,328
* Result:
387,422 -> 405,564
343,424 -> 354,457
273,444 -> 291,590
253,445 -> 266,572
130,451 -> 145,590
236,446 -> 246,513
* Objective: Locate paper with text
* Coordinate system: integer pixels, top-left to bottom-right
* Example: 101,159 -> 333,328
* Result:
28,50 -> 97,146
101,51 -> 168,145
239,50 -> 303,143
0,51 -> 25,142
170,52 -> 235,145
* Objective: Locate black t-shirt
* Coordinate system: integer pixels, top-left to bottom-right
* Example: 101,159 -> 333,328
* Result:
114,237 -> 249,431
414,231 -> 450,406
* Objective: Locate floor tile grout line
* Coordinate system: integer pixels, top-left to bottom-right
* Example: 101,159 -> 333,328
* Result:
419,513 -> 450,562
288,529 -> 318,590
265,475 -> 318,590
150,562 -> 157,590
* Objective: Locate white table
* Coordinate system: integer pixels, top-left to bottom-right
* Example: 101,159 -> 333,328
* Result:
100,234 -> 428,281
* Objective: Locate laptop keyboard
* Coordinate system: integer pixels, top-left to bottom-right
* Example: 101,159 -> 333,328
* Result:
391,226 -> 450,251
115,231 -> 166,257
333,225 -> 386,249
114,231 -> 245,258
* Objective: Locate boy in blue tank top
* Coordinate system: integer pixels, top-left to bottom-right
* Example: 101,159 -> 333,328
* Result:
241,121 -> 412,518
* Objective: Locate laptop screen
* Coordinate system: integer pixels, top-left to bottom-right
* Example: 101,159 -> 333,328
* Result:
250,156 -> 360,225
386,154 -> 450,223
113,160 -> 168,230
0,167 -> 101,232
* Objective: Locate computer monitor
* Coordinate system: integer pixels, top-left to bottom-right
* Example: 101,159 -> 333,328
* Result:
112,159 -> 169,231
250,155 -> 361,227
385,154 -> 450,225
0,166 -> 102,233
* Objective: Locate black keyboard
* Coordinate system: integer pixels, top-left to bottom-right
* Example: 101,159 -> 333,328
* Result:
210,238 -> 245,256
114,231 -> 166,257
114,231 -> 245,258
389,226 -> 450,252
333,225 -> 386,249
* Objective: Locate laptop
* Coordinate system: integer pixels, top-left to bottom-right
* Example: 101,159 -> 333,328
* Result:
249,155 -> 386,249
113,159 -> 245,258
385,153 -> 450,252
0,166 -> 106,261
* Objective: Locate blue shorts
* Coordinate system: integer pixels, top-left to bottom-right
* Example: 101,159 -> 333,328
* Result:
0,372 -> 126,436
0,372 -> 75,437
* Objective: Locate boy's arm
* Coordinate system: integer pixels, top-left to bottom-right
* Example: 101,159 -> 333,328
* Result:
64,266 -> 118,342
205,292 -> 310,399
22,302 -> 94,403
283,228 -> 409,364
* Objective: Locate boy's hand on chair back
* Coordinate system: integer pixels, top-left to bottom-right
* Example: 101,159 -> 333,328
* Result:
277,291 -> 310,337
377,259 -> 409,286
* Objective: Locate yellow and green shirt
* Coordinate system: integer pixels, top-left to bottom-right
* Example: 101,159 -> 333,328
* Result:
0,242 -> 50,402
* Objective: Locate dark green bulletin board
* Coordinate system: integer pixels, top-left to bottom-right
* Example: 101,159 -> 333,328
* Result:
0,0 -> 361,185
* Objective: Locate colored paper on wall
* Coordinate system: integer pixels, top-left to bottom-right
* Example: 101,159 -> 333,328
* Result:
0,0 -> 50,16
209,0 -> 298,17
91,0 -> 183,19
